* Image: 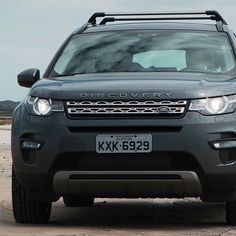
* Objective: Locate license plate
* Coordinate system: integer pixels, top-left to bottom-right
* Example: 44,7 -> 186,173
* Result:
96,134 -> 152,153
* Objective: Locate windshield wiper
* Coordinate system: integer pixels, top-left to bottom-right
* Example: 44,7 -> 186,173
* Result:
50,72 -> 84,78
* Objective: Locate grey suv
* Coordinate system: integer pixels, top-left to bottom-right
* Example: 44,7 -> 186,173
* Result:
12,11 -> 236,224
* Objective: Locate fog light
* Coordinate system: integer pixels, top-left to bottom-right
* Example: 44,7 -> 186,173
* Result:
22,141 -> 41,150
212,140 -> 236,149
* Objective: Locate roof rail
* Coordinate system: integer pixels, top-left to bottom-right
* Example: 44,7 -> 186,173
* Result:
88,12 -> 105,25
100,16 -> 219,25
87,11 -> 227,26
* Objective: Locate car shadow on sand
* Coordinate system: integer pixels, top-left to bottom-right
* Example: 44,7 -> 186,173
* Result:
48,199 -> 227,229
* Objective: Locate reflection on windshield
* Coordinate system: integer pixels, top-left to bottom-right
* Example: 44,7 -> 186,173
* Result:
50,30 -> 236,77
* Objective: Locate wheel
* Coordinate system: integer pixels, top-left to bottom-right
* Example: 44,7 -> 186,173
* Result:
12,167 -> 52,224
226,201 -> 236,225
63,195 -> 94,207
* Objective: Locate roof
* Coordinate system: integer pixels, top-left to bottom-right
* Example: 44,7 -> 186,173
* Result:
83,22 -> 219,33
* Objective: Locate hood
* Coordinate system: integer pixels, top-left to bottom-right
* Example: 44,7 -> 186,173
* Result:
30,72 -> 236,100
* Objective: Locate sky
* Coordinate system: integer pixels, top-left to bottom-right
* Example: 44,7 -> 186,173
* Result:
1,0 -> 236,101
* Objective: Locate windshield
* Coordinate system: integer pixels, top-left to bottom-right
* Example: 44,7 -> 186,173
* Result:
49,30 -> 236,77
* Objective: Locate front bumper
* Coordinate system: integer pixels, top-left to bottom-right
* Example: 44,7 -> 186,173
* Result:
11,105 -> 236,200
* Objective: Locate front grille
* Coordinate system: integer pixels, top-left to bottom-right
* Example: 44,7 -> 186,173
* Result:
66,100 -> 188,118
52,152 -> 199,171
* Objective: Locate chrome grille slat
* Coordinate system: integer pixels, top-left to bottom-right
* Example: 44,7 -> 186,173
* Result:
67,100 -> 187,107
66,100 -> 187,116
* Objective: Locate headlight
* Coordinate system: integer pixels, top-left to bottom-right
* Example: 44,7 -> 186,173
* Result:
189,95 -> 236,115
33,98 -> 51,115
27,96 -> 64,116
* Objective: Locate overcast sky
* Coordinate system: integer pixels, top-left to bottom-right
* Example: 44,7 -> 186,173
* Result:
1,0 -> 236,101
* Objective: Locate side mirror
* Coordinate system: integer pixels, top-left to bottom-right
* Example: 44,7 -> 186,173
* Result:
17,68 -> 40,88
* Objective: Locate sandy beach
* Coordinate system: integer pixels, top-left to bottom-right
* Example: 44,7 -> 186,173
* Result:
0,126 -> 236,235
0,125 -> 11,145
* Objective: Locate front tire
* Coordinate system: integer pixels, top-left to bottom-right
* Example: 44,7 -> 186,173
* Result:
12,167 -> 52,224
226,201 -> 236,225
63,195 -> 94,207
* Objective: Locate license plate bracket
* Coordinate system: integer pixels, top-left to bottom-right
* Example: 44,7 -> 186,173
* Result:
96,134 -> 152,153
